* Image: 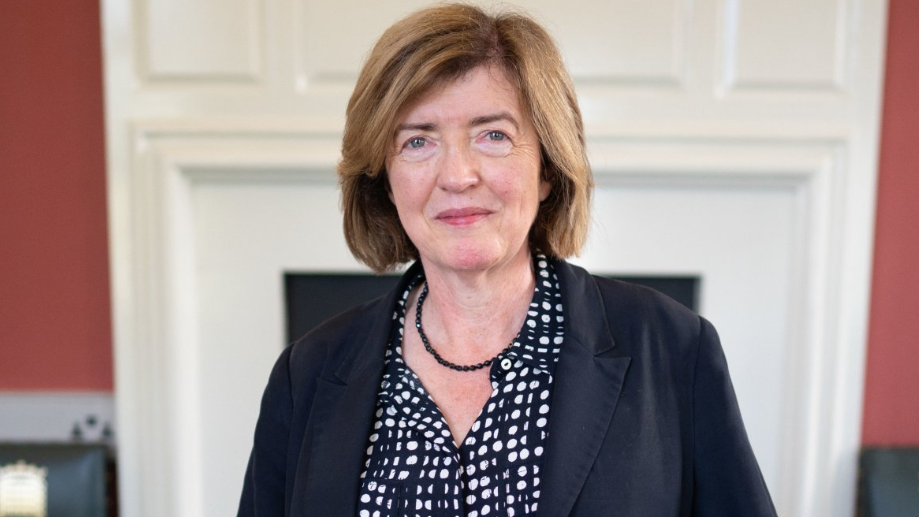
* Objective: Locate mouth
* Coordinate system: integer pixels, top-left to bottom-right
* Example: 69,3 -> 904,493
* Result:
435,207 -> 492,226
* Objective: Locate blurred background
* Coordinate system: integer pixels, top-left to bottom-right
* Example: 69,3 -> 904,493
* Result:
0,0 -> 916,516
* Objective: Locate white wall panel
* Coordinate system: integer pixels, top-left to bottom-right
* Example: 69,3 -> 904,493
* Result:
298,0 -> 688,88
721,0 -> 847,91
141,0 -> 262,81
536,0 -> 689,86
297,0 -> 430,86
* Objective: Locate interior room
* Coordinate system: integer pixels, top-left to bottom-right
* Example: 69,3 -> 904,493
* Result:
1,0 -> 916,515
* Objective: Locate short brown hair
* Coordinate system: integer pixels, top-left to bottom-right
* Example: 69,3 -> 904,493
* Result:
339,3 -> 592,273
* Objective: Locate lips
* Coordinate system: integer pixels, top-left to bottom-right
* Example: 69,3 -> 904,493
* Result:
435,207 -> 492,226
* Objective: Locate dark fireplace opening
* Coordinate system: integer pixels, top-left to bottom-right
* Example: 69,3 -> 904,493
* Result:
285,272 -> 699,343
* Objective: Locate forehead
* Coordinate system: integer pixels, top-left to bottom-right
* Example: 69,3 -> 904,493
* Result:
394,65 -> 527,125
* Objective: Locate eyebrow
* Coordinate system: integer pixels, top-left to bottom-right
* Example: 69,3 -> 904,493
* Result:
470,112 -> 519,130
394,122 -> 437,133
393,112 -> 520,134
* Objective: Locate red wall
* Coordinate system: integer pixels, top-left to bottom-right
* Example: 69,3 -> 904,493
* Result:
0,0 -> 113,391
861,0 -> 919,445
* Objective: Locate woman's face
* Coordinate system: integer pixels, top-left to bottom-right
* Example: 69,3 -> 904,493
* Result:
386,65 -> 550,275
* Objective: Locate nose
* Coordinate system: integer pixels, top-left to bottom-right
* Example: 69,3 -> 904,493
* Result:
437,142 -> 479,192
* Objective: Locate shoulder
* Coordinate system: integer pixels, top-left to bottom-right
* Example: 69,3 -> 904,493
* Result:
555,259 -> 707,373
282,261 -> 422,385
593,275 -> 701,336
285,292 -> 392,385
558,260 -> 702,338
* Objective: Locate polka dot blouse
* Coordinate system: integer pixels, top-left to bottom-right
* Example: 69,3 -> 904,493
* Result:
357,256 -> 564,517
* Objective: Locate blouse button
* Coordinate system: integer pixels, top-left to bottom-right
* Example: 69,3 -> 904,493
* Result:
500,358 -> 513,370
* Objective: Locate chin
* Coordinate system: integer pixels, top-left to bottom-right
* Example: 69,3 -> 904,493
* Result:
430,241 -> 527,273
441,252 -> 496,272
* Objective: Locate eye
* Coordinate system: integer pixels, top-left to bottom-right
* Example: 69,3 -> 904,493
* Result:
486,131 -> 507,141
406,137 -> 427,149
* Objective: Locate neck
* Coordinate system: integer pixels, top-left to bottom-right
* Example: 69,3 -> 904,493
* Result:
415,249 -> 536,362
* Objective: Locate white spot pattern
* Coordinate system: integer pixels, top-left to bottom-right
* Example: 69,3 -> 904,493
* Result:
358,256 -> 564,516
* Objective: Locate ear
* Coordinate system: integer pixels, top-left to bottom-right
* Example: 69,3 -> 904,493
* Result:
538,176 -> 551,202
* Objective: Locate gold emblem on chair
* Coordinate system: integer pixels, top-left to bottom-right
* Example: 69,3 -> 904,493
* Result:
0,461 -> 47,517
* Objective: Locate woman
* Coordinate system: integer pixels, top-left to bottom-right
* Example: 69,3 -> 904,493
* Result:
238,4 -> 777,517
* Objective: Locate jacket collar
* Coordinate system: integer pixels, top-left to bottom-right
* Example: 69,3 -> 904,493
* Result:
332,261 -> 425,384
553,259 -> 618,355
540,259 -> 632,517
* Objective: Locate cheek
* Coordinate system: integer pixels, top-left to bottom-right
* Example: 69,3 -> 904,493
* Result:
387,162 -> 432,207
388,176 -> 426,220
493,177 -> 515,197
386,168 -> 411,203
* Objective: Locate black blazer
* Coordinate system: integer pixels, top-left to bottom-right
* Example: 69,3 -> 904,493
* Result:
238,260 -> 777,516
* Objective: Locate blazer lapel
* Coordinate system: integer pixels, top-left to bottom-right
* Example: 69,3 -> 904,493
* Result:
294,263 -> 423,517
295,370 -> 383,517
540,261 -> 632,517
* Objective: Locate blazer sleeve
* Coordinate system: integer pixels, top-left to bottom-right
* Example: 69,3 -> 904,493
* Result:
692,317 -> 778,516
237,345 -> 294,517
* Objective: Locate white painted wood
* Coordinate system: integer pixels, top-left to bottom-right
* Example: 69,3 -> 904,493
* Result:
140,0 -> 262,81
534,0 -> 689,86
721,0 -> 847,90
101,0 -> 889,516
296,0 -> 428,85
297,0 -> 690,87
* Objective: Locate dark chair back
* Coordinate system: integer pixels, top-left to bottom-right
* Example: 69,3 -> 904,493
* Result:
859,447 -> 919,517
